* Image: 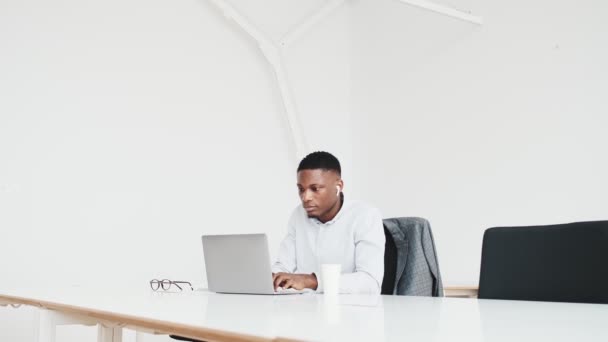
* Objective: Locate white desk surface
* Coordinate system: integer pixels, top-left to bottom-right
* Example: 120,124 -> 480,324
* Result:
1,286 -> 608,342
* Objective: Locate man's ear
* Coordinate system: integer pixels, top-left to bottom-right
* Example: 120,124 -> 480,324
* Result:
337,179 -> 344,193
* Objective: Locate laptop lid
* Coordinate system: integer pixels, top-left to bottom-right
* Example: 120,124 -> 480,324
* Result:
202,233 -> 275,294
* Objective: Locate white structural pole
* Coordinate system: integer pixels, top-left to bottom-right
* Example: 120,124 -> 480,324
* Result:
206,0 -> 309,158
205,0 -> 480,158
258,44 -> 308,159
206,0 -> 274,44
280,0 -> 347,48
206,0 -> 347,159
396,0 -> 482,25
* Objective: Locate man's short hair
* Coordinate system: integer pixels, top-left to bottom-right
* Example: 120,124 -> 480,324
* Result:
297,151 -> 341,176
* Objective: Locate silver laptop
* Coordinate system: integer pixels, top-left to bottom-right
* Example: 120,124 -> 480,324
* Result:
202,234 -> 305,295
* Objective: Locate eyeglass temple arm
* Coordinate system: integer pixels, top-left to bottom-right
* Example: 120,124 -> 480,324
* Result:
173,281 -> 193,290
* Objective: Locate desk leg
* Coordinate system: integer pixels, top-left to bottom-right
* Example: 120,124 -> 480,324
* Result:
36,309 -> 57,342
36,308 -> 118,342
98,325 -> 123,342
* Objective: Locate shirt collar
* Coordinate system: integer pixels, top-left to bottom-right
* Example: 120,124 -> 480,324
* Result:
310,195 -> 347,226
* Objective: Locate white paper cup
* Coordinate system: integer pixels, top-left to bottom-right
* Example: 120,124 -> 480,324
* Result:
321,264 -> 341,296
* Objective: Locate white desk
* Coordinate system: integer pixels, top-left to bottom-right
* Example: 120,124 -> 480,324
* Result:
1,286 -> 608,342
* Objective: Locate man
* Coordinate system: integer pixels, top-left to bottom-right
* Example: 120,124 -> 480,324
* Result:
170,152 -> 384,342
272,151 -> 385,294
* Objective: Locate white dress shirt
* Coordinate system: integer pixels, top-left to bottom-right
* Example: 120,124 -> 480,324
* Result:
272,198 -> 385,294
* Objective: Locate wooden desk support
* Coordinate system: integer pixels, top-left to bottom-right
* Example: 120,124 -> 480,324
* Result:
0,294 -> 279,342
444,286 -> 479,298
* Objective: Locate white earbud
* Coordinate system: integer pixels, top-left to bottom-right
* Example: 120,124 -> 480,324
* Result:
336,186 -> 340,196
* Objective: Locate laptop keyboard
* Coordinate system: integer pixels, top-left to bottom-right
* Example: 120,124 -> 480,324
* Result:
274,287 -> 306,295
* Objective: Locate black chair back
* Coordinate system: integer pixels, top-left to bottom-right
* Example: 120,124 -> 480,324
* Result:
478,220 -> 608,304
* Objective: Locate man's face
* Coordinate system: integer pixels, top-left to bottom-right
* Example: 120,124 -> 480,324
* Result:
297,169 -> 343,219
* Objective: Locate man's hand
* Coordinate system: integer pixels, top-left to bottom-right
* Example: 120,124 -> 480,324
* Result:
272,272 -> 318,291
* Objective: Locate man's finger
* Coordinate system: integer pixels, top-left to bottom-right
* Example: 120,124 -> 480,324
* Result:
274,274 -> 288,289
273,273 -> 283,287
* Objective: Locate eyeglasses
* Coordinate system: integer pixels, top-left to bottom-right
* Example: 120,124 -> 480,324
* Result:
149,279 -> 193,291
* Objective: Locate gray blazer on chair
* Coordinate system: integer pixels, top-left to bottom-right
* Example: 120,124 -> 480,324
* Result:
383,217 -> 443,297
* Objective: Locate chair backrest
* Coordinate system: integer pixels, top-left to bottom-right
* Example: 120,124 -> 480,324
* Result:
381,217 -> 443,296
478,220 -> 608,304
381,226 -> 398,295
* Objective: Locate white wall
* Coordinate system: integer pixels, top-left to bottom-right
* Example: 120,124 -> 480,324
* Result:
2,0 -> 608,340
351,0 -> 608,284
0,0 -> 350,341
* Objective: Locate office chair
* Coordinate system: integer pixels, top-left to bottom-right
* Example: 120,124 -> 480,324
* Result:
381,217 -> 443,296
478,220 -> 608,304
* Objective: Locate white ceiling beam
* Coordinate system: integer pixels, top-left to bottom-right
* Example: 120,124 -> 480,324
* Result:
206,0 -> 309,158
205,0 -> 481,160
280,0 -> 347,48
206,0 -> 274,47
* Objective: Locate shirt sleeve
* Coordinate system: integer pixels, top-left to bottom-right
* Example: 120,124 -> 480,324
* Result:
337,207 -> 385,294
272,210 -> 297,274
